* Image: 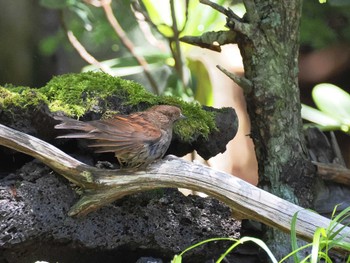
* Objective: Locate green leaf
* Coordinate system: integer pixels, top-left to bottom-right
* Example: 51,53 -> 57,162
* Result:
301,104 -> 341,129
171,254 -> 182,263
290,211 -> 301,263
310,227 -> 324,263
188,59 -> 213,106
238,237 -> 278,263
312,83 -> 350,125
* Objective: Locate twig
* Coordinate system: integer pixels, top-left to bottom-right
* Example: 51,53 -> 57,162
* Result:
180,30 -> 238,52
170,0 -> 186,89
59,12 -> 114,75
330,131 -> 346,167
87,0 -> 160,94
314,161 -> 350,186
131,1 -> 167,51
199,0 -> 254,38
199,0 -> 230,17
66,31 -> 114,75
216,65 -> 252,94
181,36 -> 222,52
243,0 -> 260,23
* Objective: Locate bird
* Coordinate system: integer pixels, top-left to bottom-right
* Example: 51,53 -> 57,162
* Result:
54,105 -> 185,168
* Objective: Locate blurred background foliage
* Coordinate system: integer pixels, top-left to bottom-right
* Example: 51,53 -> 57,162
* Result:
0,0 -> 350,127
38,0 -> 234,105
0,0 -> 350,179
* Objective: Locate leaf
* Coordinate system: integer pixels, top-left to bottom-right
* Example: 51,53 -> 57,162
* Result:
171,254 -> 182,263
301,104 -> 341,129
187,59 -> 213,106
312,83 -> 350,125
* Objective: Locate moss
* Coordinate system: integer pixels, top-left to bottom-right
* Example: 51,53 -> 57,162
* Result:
38,72 -> 160,116
159,96 -> 217,141
0,85 -> 47,109
1,72 -> 217,142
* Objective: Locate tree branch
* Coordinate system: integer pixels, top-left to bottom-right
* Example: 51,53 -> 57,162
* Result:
199,0 -> 254,37
1,123 -> 350,252
216,65 -> 252,94
84,0 -> 160,94
59,12 -> 114,75
242,0 -> 260,24
180,30 -> 238,52
314,161 -> 350,186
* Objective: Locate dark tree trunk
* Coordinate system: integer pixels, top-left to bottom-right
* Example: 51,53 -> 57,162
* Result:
239,1 -> 312,201
236,0 -> 314,257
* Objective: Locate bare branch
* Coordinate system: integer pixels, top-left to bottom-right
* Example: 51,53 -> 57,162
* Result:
169,0 -> 186,88
84,0 -> 160,94
199,0 -> 232,17
59,11 -> 114,75
243,0 -> 260,23
330,131 -> 346,166
216,65 -> 252,94
314,161 -> 350,186
65,31 -> 114,75
199,0 -> 254,37
1,123 -> 350,252
180,30 -> 238,52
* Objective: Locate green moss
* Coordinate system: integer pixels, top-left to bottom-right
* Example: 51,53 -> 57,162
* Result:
159,96 -> 217,141
0,85 -> 47,109
1,72 -> 217,142
39,71 -> 157,116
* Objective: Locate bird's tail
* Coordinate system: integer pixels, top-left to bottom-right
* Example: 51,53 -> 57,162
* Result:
54,116 -> 99,139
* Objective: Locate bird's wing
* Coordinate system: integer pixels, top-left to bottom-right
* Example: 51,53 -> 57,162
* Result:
54,114 -> 162,154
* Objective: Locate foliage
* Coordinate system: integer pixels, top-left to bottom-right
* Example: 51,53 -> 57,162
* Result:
39,0 -> 233,105
172,206 -> 350,262
301,1 -> 350,49
301,83 -> 350,133
171,237 -> 277,263
284,206 -> 350,263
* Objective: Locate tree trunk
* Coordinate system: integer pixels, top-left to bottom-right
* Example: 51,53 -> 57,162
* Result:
237,0 -> 313,257
239,0 -> 313,199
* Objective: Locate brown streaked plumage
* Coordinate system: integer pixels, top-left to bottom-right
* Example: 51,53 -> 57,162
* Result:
54,105 -> 185,168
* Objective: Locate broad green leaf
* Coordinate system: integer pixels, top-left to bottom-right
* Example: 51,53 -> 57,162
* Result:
188,59 -> 213,106
312,83 -> 350,125
301,104 -> 341,129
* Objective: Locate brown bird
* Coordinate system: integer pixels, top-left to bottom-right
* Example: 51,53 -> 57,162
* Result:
54,105 -> 185,168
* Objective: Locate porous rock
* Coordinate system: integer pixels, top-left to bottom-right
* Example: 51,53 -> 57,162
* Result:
0,160 -> 241,263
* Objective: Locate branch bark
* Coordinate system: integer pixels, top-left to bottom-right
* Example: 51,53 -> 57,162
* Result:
1,123 -> 350,252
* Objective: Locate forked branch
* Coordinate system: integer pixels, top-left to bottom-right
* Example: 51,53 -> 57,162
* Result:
0,123 -> 350,252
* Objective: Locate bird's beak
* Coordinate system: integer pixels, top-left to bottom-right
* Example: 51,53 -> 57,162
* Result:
180,113 -> 186,119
